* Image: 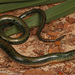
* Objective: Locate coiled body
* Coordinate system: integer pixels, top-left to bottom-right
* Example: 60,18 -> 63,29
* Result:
0,15 -> 30,44
0,9 -> 75,67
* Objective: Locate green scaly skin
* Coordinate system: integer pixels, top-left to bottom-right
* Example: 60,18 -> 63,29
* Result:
0,9 -> 75,67
19,9 -> 66,42
0,15 -> 30,44
0,38 -> 75,67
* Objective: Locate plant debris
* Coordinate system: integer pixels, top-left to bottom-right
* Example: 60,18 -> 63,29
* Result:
0,3 -> 75,75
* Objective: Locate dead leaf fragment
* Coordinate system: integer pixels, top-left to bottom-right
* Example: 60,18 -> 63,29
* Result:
47,31 -> 59,37
66,17 -> 75,24
54,41 -> 61,46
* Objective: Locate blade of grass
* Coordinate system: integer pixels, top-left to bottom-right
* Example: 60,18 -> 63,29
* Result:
0,0 -> 66,13
4,0 -> 75,36
0,0 -> 38,3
